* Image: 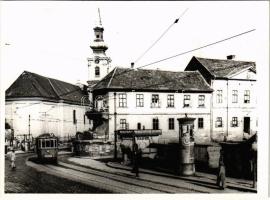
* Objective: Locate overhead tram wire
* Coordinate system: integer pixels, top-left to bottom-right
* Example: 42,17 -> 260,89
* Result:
109,28 -> 256,80
63,29 -> 256,99
134,8 -> 189,64
137,29 -> 256,70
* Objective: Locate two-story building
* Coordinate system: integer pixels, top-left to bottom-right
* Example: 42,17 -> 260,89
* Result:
87,67 -> 213,144
5,71 -> 92,141
185,56 -> 257,141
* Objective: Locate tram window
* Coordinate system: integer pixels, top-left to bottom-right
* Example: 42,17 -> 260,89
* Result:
46,140 -> 50,147
42,140 -> 45,148
50,140 -> 54,147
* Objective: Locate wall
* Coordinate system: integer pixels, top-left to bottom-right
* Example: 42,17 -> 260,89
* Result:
103,91 -> 212,144
211,79 -> 257,141
5,100 -> 91,140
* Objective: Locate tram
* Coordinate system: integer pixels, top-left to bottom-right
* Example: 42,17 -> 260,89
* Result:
36,133 -> 58,163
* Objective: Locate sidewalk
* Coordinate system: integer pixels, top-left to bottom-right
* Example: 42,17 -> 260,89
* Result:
64,156 -> 257,193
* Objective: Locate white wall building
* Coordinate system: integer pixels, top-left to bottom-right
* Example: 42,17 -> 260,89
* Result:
87,67 -> 213,144
5,71 -> 92,140
185,56 -> 257,141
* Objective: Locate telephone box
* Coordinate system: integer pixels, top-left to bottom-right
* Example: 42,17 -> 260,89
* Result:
177,117 -> 195,176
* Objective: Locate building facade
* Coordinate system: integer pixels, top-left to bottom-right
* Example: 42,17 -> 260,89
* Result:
87,67 -> 213,144
185,56 -> 257,141
5,71 -> 92,140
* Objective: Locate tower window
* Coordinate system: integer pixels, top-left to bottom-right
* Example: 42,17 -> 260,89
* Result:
95,66 -> 100,77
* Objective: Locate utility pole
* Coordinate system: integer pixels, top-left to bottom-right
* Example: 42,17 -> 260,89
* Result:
28,115 -> 31,150
114,92 -> 117,159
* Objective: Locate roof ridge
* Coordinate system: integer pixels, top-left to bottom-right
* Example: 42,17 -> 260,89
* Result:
194,57 -> 214,77
47,78 -> 61,99
26,71 -> 80,87
195,56 -> 256,64
107,67 -> 117,88
25,71 -> 51,97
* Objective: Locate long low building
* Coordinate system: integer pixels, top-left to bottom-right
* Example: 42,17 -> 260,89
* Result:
87,67 -> 213,144
5,71 -> 92,141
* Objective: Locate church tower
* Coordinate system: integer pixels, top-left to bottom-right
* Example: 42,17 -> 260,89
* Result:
87,8 -> 112,85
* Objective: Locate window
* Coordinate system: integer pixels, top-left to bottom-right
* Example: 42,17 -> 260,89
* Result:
151,94 -> 160,108
168,118 -> 174,130
231,117 -> 238,127
198,118 -> 204,129
119,93 -> 127,107
73,110 -> 76,124
184,95 -> 191,107
215,117 -> 223,128
95,66 -> 100,77
216,90 -> 223,103
232,90 -> 238,103
153,118 -> 159,130
167,95 -> 174,107
45,140 -> 50,147
198,95 -> 205,107
136,94 -> 144,107
120,119 -> 127,129
244,90 -> 250,103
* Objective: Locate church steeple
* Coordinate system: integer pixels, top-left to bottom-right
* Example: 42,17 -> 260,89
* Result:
87,8 -> 111,84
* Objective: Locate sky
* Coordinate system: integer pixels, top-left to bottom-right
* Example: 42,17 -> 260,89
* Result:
0,1 -> 269,90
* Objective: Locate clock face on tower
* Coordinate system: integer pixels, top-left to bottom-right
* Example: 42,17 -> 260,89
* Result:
95,58 -> 100,64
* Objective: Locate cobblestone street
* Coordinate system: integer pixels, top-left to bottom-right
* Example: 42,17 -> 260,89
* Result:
5,153 -> 109,193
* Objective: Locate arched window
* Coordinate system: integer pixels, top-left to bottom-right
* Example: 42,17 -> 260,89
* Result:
95,66 -> 100,77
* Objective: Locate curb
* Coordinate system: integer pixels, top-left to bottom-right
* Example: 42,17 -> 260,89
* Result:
106,162 -> 257,193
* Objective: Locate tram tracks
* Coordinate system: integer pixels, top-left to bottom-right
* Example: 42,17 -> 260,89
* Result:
56,161 -> 207,193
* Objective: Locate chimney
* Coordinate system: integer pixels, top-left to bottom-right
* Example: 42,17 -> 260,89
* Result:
227,55 -> 236,60
131,62 -> 134,68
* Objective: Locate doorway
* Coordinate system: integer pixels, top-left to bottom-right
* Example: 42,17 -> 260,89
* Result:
243,117 -> 250,134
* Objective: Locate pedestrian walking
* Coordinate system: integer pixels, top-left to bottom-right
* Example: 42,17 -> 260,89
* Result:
217,149 -> 226,189
132,143 -> 141,177
10,149 -> 16,170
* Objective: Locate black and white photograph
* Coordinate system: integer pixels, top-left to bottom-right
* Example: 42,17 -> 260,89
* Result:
0,1 -> 269,199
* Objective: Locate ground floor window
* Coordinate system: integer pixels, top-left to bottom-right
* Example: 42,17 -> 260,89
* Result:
198,118 -> 204,129
231,117 -> 238,127
168,118 -> 174,130
215,117 -> 223,128
120,119 -> 127,129
153,118 -> 159,130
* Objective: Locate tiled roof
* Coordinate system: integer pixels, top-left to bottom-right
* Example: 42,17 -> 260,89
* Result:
195,57 -> 256,78
93,67 -> 212,92
6,71 -> 89,105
